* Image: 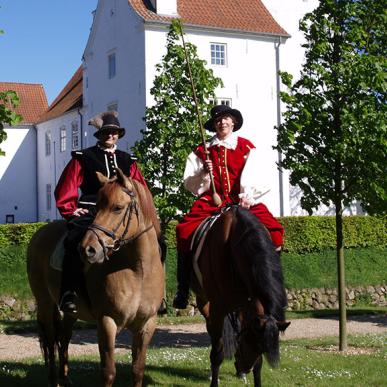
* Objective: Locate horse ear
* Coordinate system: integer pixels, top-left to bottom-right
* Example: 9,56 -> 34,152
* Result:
96,171 -> 109,186
276,321 -> 291,332
116,168 -> 133,191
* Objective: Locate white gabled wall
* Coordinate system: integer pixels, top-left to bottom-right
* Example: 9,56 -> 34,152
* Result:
0,126 -> 37,223
36,110 -> 82,221
83,0 -> 146,153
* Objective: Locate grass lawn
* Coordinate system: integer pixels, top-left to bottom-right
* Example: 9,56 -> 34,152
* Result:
0,333 -> 385,386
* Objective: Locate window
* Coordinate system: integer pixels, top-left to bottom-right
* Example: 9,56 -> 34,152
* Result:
45,131 -> 51,156
60,126 -> 66,152
5,215 -> 14,223
211,43 -> 227,66
210,98 -> 232,107
71,121 -> 79,150
108,53 -> 116,79
46,184 -> 52,211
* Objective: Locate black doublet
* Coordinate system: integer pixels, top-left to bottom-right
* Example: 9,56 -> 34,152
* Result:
72,145 -> 133,204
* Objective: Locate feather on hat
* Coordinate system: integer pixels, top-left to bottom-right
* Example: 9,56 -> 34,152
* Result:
89,111 -> 126,139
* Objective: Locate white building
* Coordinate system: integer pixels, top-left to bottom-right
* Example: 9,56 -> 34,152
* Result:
2,0 -> 336,223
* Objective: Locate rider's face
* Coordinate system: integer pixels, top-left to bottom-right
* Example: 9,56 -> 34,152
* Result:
214,114 -> 235,140
99,131 -> 119,148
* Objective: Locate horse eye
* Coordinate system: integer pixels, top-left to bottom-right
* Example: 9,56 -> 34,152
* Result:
112,205 -> 124,213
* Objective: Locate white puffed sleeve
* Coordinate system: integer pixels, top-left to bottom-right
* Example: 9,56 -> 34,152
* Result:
183,152 -> 211,196
239,148 -> 270,205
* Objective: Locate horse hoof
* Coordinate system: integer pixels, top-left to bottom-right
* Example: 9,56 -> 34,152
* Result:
237,372 -> 248,384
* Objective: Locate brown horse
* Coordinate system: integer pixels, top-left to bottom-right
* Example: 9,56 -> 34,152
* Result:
27,169 -> 164,387
193,205 -> 290,387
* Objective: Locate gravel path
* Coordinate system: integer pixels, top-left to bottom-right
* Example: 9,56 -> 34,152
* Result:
0,314 -> 385,361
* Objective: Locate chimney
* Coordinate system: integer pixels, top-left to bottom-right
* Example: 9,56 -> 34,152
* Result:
151,0 -> 178,17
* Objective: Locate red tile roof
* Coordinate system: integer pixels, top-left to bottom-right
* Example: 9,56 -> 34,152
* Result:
38,66 -> 83,123
0,82 -> 48,124
128,0 -> 288,36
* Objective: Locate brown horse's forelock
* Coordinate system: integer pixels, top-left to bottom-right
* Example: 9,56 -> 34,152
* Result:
98,178 -> 160,235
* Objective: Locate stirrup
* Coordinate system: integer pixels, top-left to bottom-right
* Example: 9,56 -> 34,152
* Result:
59,291 -> 78,314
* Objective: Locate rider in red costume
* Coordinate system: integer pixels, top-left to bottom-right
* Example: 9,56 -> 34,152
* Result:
55,111 -> 147,314
173,105 -> 285,309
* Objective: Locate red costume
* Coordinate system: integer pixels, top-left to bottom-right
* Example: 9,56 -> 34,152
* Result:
176,136 -> 284,255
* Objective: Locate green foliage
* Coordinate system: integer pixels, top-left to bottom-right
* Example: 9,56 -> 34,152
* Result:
0,223 -> 46,247
280,215 -> 386,253
276,0 -> 387,215
132,19 -> 222,231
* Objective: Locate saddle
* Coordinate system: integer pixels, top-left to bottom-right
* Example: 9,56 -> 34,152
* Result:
50,234 -> 67,271
190,206 -> 233,287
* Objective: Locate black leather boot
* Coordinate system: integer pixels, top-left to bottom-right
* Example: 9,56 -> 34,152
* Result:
172,253 -> 191,309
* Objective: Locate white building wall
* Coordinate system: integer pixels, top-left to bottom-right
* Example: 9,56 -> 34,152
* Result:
0,126 -> 37,223
36,110 -> 82,221
83,0 -> 147,152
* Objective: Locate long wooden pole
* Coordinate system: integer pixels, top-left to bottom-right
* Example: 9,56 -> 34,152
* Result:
178,23 -> 222,207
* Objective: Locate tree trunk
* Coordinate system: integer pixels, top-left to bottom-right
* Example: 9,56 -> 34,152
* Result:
335,203 -> 347,351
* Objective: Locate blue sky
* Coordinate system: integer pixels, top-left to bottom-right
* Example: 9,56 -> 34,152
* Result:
0,0 -> 97,104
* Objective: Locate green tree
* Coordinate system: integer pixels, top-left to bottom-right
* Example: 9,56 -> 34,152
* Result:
276,0 -> 386,350
0,28 -> 23,156
133,19 -> 222,231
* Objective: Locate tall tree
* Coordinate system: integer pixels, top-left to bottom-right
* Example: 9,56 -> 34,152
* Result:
133,19 -> 222,231
0,27 -> 22,155
276,0 -> 386,350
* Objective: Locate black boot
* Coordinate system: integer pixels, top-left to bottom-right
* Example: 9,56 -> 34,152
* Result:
173,253 -> 191,309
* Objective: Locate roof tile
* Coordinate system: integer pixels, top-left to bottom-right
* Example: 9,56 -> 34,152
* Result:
0,82 -> 48,124
128,0 -> 288,36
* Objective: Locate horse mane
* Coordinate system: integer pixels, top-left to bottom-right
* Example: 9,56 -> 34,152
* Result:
130,179 -> 161,236
230,207 -> 286,322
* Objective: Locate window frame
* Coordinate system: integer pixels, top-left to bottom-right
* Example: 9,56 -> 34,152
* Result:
45,131 -> 51,156
60,126 -> 66,152
71,121 -> 79,150
108,52 -> 116,79
46,184 -> 52,211
210,43 -> 227,66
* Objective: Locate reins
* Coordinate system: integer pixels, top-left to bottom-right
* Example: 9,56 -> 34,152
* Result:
87,187 -> 153,260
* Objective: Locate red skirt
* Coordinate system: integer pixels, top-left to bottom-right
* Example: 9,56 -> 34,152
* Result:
176,199 -> 284,255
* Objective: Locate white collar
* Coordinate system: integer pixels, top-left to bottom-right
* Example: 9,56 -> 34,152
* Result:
208,132 -> 238,150
97,143 -> 117,153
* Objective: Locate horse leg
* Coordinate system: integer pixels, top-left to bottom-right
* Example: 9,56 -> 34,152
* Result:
36,301 -> 60,387
252,355 -> 263,387
131,315 -> 157,387
58,315 -> 76,386
207,312 -> 225,387
97,316 -> 118,387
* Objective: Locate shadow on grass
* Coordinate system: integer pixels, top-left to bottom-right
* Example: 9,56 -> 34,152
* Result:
0,360 -> 209,387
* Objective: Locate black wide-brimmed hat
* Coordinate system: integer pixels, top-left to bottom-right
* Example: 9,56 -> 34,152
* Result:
204,105 -> 243,132
89,111 -> 126,139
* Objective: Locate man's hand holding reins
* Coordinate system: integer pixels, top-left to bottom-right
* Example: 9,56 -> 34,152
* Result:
72,208 -> 89,217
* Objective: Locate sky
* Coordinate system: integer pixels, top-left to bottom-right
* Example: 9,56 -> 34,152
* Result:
0,0 -> 98,105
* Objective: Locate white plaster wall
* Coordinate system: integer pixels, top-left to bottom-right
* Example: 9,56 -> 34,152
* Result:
36,110 -> 82,221
83,0 -> 146,152
145,27 -> 283,215
0,126 -> 37,223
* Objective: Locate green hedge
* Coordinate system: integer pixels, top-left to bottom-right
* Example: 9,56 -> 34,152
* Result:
0,216 -> 385,254
0,223 -> 47,247
279,216 -> 386,253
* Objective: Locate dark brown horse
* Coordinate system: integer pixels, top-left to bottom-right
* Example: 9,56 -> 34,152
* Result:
27,169 -> 164,387
193,205 -> 290,387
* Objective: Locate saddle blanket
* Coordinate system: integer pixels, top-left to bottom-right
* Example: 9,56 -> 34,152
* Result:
49,234 -> 67,272
190,206 -> 232,288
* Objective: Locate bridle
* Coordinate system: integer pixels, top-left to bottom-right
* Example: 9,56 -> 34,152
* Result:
86,187 -> 153,261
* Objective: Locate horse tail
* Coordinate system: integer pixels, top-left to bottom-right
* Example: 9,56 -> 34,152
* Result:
37,307 -> 61,366
231,207 -> 286,322
263,316 -> 280,368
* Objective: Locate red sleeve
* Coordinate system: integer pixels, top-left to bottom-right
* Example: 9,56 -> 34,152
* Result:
129,161 -> 148,187
54,158 -> 83,220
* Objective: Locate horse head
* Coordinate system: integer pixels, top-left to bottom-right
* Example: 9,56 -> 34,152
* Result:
80,168 -> 141,265
234,310 -> 290,375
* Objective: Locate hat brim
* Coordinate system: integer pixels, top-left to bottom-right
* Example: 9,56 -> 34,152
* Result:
94,127 -> 126,139
204,109 -> 243,132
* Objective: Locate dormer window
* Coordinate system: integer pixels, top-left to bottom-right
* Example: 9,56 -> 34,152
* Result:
211,43 -> 227,66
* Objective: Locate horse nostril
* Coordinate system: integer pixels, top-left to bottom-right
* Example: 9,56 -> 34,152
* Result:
85,245 -> 96,258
